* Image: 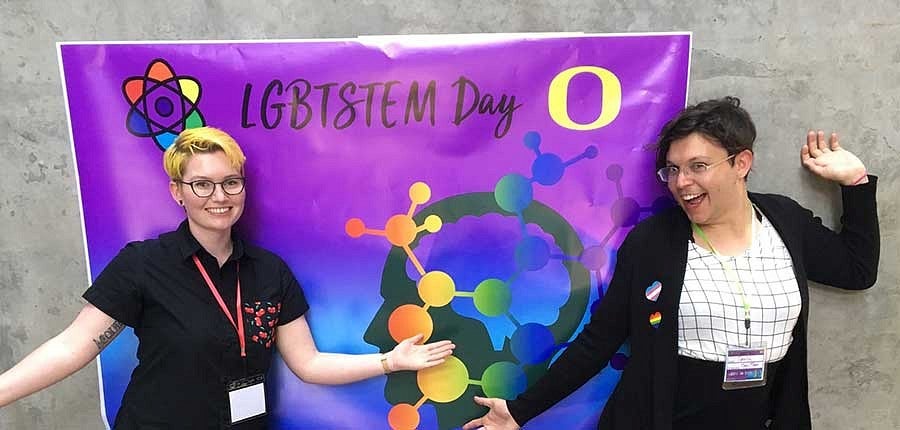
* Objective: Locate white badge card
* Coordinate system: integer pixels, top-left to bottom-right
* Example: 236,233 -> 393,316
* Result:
227,374 -> 267,424
722,344 -> 768,390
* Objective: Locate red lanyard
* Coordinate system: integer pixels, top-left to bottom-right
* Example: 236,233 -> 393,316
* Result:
192,254 -> 245,357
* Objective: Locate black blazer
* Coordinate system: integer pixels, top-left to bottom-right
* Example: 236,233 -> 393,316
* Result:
508,177 -> 879,430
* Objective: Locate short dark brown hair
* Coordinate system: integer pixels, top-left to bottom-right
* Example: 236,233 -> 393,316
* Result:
655,96 -> 756,171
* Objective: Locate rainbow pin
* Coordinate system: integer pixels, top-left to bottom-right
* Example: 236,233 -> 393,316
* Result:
649,311 -> 662,329
645,281 -> 662,302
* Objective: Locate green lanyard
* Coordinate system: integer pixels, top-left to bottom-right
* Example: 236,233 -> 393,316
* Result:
691,207 -> 756,347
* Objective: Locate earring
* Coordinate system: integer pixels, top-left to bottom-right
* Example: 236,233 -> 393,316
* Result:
178,200 -> 184,206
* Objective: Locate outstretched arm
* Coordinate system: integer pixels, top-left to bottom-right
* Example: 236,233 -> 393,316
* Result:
275,315 -> 454,385
0,303 -> 123,407
799,129 -> 879,289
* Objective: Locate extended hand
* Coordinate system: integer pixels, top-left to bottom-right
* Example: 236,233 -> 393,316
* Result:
801,130 -> 868,185
462,396 -> 521,430
387,334 -> 455,372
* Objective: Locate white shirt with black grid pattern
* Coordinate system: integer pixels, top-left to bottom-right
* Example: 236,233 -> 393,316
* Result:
677,210 -> 802,363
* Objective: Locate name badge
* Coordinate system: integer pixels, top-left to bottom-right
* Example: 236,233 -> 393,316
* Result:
227,374 -> 267,424
722,343 -> 767,390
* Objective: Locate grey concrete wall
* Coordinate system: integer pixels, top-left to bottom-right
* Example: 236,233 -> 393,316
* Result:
1,1 -> 897,428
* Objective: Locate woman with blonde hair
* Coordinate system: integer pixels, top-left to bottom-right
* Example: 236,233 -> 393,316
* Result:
0,126 -> 455,429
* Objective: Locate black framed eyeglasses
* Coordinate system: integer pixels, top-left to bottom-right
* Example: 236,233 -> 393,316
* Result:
656,154 -> 736,183
178,177 -> 246,198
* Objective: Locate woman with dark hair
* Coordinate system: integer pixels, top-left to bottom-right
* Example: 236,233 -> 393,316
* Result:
464,97 -> 879,430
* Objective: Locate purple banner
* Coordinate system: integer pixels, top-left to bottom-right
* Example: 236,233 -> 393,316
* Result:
59,34 -> 690,429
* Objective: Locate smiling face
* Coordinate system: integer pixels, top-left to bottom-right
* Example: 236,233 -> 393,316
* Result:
665,132 -> 752,227
170,150 -> 246,237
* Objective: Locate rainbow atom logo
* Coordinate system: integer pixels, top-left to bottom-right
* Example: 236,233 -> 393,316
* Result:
122,58 -> 205,150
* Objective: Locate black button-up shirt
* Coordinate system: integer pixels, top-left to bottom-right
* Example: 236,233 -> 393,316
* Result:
84,221 -> 308,429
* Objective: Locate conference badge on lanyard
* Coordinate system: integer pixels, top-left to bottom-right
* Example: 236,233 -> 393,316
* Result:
192,255 -> 267,423
227,374 -> 267,424
723,343 -> 768,390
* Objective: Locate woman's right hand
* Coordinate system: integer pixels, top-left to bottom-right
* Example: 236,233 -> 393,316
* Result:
462,396 -> 521,430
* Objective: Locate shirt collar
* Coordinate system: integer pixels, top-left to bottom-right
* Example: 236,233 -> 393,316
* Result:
174,220 -> 247,262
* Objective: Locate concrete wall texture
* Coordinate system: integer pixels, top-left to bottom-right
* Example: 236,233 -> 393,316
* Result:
1,1 -> 897,428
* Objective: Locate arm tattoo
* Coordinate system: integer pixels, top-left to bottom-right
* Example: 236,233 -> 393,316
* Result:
92,320 -> 125,351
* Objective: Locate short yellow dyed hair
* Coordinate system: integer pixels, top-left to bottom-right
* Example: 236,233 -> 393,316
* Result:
163,127 -> 246,181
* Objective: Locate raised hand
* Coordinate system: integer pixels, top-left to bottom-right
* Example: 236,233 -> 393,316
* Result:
387,334 -> 455,372
801,130 -> 868,186
462,396 -> 521,430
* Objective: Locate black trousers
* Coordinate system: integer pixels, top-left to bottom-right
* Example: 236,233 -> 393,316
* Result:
673,355 -> 780,430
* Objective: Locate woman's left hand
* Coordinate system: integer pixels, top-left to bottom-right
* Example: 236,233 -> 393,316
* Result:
387,334 -> 455,372
801,130 -> 868,185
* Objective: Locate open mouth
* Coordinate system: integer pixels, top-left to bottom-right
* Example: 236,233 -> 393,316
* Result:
681,193 -> 706,208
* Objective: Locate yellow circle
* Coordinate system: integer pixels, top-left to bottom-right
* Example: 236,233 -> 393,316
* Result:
409,182 -> 431,204
417,356 -> 468,403
418,271 -> 455,307
423,215 -> 442,233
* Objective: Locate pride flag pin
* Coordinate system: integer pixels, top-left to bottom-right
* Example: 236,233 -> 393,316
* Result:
645,281 -> 662,302
649,311 -> 662,329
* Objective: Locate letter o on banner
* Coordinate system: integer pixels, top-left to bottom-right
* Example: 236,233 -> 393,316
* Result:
548,66 -> 622,130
